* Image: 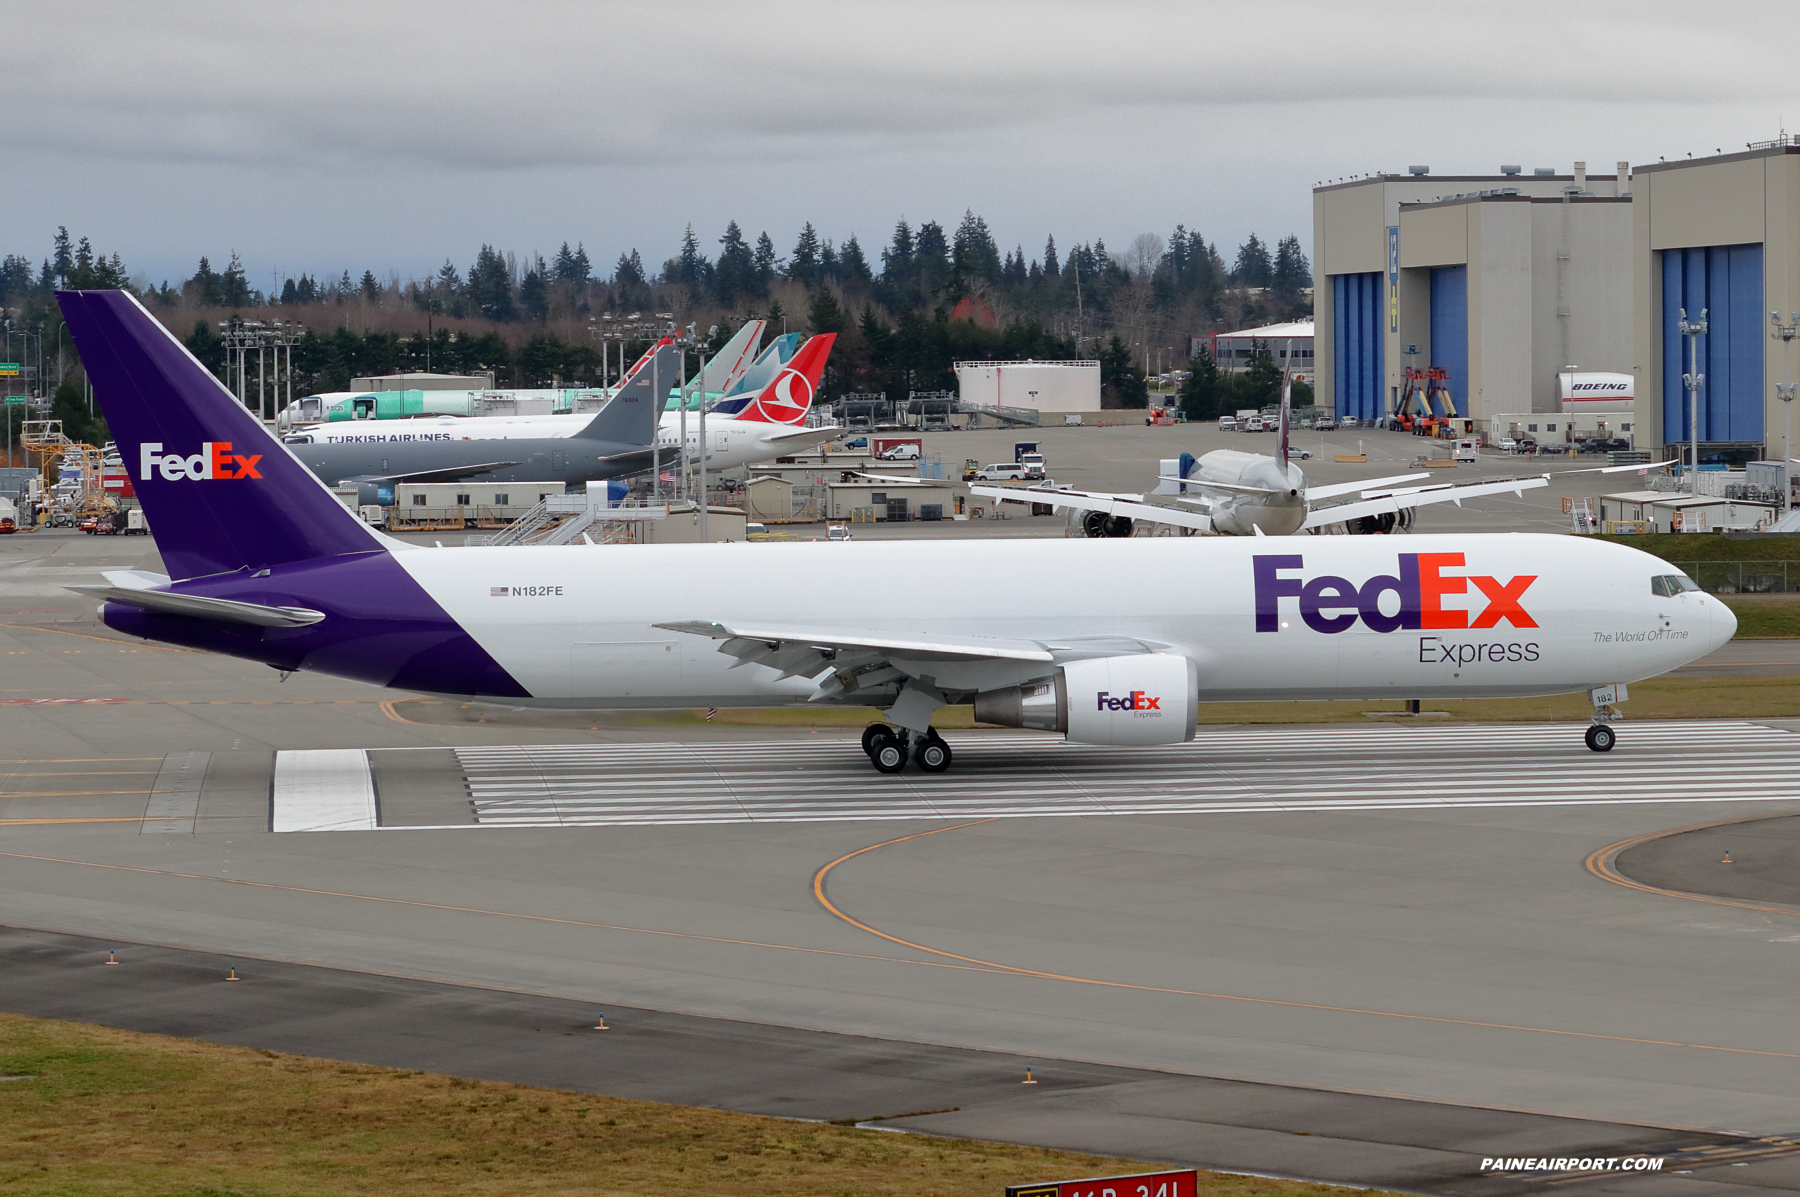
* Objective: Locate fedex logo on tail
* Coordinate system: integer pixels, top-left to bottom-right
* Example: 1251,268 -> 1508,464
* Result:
1254,553 -> 1537,634
139,442 -> 263,482
1098,690 -> 1161,711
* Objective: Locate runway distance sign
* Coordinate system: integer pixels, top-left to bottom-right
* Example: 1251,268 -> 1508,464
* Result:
1006,1168 -> 1198,1197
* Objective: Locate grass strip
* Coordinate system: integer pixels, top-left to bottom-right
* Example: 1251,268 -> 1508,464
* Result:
0,1012 -> 1380,1197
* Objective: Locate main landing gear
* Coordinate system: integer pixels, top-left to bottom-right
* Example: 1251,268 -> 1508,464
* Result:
862,724 -> 953,774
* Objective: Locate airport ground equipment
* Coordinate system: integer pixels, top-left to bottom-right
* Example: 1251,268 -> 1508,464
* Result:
54,289 -> 1736,774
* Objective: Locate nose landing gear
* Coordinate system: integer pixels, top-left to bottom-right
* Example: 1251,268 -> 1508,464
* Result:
1585,684 -> 1625,752
862,724 -> 953,773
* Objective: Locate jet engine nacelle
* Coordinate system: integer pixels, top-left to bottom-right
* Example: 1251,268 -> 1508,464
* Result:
973,653 -> 1198,746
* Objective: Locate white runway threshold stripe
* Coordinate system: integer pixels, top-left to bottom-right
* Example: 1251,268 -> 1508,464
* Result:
427,720 -> 1800,829
271,749 -> 377,832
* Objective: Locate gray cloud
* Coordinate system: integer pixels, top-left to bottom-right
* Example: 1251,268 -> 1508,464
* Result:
5,0 -> 1797,279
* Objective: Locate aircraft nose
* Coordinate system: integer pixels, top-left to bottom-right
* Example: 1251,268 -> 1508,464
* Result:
1709,595 -> 1738,650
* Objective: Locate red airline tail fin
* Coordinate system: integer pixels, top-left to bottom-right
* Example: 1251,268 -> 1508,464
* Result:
733,333 -> 836,424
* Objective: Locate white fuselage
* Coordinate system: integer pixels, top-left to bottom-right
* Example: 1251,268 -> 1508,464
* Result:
388,533 -> 1730,709
293,411 -> 836,473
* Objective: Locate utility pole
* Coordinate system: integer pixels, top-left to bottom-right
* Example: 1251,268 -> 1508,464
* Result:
1679,307 -> 1708,492
1775,311 -> 1799,508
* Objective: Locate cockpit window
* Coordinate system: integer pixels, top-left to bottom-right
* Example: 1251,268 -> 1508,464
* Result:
1651,574 -> 1700,597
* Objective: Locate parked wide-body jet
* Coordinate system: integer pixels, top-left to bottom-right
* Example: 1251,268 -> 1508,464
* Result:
279,340 -> 675,488
60,291 -> 1733,773
283,334 -> 838,481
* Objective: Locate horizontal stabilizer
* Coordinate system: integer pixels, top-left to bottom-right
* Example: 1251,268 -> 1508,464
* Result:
1156,475 -> 1281,496
68,585 -> 326,627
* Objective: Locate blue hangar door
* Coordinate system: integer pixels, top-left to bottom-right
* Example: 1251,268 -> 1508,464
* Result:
1661,244 -> 1763,446
1333,272 -> 1383,422
1429,266 -> 1468,416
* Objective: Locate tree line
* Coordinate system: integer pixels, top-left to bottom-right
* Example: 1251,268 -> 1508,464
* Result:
1,215 -> 1312,438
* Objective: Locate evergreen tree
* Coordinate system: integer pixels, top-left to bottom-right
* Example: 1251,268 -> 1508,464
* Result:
1240,340 -> 1283,406
1098,334 -> 1147,409
185,256 -> 221,306
280,278 -> 298,304
789,222 -> 822,288
1042,234 -> 1059,280
1233,234 -> 1273,288
715,221 -> 757,304
359,269 -> 381,302
1179,343 -> 1226,421
807,287 -> 847,335
883,220 -> 914,275
836,234 -> 872,288
951,210 -> 1002,284
519,254 -> 548,321
1272,235 -> 1311,294
467,245 -> 515,321
663,224 -> 711,297
436,259 -> 463,294
752,232 -> 779,290
51,227 -> 73,284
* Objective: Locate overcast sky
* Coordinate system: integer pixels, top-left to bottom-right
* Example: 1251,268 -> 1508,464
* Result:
6,0 -> 1798,290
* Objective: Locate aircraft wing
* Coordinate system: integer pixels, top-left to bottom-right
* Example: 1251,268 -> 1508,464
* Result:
1303,476 -> 1549,530
969,484 -> 1215,533
763,424 -> 838,445
1304,473 -> 1432,501
1545,458 -> 1680,476
655,620 -> 1053,686
68,585 -> 326,627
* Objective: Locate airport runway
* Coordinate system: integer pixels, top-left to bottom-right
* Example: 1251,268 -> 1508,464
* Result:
256,720 -> 1800,830
12,529 -> 1800,1193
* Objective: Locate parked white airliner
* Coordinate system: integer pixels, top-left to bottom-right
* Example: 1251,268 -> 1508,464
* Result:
288,333 -> 838,475
61,290 -> 1733,775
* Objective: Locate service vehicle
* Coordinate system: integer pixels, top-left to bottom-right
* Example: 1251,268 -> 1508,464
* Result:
1244,416 -> 1265,432
1218,416 -> 1240,431
961,458 -> 981,481
826,524 -> 852,541
1453,438 -> 1479,463
1312,416 -> 1338,431
973,462 -> 1030,481
1018,451 -> 1047,479
876,441 -> 920,461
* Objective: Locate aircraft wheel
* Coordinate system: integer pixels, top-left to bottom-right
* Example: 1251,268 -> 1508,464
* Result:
869,733 -> 909,773
862,723 -> 895,756
914,733 -> 952,773
1585,724 -> 1616,753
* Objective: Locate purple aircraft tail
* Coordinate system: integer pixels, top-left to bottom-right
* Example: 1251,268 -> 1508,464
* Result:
57,290 -> 386,582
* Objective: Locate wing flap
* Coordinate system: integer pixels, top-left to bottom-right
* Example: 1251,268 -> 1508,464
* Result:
968,485 -> 1215,532
1303,476 -> 1548,529
654,620 -> 1054,662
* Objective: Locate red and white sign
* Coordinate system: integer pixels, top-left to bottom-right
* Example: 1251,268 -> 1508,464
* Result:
871,437 -> 921,462
1007,1169 -> 1198,1197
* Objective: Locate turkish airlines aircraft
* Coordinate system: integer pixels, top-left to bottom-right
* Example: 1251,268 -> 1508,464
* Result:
59,291 -> 1733,774
287,332 -> 837,475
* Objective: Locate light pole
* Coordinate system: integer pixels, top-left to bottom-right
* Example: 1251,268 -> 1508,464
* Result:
1679,307 -> 1708,492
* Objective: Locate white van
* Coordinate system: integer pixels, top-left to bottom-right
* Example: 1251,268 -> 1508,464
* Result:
1244,416 -> 1266,432
973,462 -> 1029,481
1452,438 -> 1479,463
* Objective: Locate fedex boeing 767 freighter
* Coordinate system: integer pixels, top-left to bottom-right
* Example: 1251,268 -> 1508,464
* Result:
60,291 -> 1734,774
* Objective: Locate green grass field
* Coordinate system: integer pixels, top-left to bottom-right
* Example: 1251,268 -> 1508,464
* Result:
0,1013 -> 1388,1197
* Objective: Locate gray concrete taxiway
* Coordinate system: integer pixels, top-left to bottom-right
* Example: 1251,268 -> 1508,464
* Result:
8,519 -> 1800,1195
